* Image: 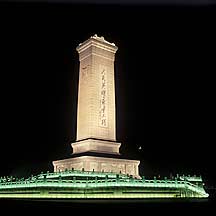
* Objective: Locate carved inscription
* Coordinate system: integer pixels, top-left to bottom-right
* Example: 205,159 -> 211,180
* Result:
99,67 -> 107,127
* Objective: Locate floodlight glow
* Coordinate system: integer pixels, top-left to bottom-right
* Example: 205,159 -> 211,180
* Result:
0,170 -> 209,199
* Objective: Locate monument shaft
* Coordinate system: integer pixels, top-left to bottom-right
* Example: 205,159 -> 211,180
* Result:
71,35 -> 120,155
76,35 -> 117,142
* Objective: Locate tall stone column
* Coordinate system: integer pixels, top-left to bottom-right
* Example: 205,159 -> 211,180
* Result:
71,34 -> 120,155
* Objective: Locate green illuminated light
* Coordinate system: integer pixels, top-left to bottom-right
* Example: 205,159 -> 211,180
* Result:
0,169 -> 209,199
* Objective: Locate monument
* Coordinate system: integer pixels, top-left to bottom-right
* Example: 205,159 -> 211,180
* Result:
53,34 -> 140,178
0,35 -> 209,199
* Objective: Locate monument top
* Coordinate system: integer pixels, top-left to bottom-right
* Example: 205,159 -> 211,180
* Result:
76,34 -> 118,53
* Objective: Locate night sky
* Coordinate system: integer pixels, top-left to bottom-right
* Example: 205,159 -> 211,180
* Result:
0,2 -> 215,195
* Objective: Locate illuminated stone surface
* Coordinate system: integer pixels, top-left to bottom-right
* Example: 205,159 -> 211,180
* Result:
53,156 -> 140,177
71,139 -> 121,155
76,35 -> 117,143
53,35 -> 140,177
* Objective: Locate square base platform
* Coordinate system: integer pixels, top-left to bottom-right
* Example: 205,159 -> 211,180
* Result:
53,156 -> 140,178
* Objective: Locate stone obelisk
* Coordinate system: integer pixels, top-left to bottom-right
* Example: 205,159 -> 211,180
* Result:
53,35 -> 140,177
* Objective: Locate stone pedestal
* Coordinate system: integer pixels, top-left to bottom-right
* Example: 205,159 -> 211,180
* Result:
53,156 -> 140,178
71,138 -> 121,155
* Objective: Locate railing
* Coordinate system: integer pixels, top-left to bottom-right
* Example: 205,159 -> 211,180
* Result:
0,170 -> 209,197
37,169 -> 130,179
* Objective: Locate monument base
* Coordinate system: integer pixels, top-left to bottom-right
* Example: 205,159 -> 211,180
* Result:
0,170 -> 209,199
53,156 -> 140,178
71,138 -> 121,155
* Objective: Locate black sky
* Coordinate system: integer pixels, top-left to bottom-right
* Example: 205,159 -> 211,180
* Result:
0,2 -> 215,194
5,0 -> 215,5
